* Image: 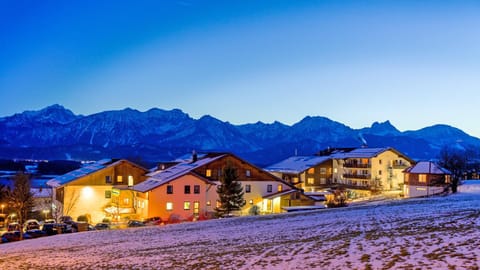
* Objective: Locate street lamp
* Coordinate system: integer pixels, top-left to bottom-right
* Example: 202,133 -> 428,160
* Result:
1,204 -> 4,214
42,209 -> 50,221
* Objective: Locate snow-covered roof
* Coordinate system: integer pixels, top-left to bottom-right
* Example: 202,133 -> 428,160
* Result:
47,159 -> 117,187
404,161 -> 451,175
133,154 -> 226,193
332,147 -> 389,159
262,189 -> 298,199
265,156 -> 331,174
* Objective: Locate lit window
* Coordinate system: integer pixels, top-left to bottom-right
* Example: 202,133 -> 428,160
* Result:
166,202 -> 173,211
246,170 -> 251,177
184,185 -> 191,194
206,169 -> 212,177
194,185 -> 200,194
267,185 -> 272,193
307,178 -> 314,185
167,185 -> 173,194
128,175 -> 134,187
320,168 -> 326,174
123,198 -> 129,204
307,168 -> 315,174
216,200 -> 221,208
277,185 -> 283,192
184,201 -> 190,210
117,176 -> 123,183
334,168 -> 338,173
245,184 -> 251,193
419,174 -> 427,183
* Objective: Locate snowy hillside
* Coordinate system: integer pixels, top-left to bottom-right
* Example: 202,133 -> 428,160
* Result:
1,181 -> 480,269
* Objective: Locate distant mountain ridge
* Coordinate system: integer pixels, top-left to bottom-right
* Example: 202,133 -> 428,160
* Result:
1,104 -> 479,166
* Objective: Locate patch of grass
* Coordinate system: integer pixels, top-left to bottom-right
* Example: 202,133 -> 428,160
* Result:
361,254 -> 371,263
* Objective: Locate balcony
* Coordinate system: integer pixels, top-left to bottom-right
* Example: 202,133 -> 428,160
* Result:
343,163 -> 371,168
343,173 -> 371,180
391,162 -> 409,169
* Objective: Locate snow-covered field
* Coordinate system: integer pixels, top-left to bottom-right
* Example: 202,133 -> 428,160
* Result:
2,181 -> 480,270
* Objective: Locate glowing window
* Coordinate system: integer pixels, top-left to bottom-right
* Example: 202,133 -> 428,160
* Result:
307,178 -> 314,185
117,176 -> 123,183
128,175 -> 134,187
307,168 -> 315,174
419,174 -> 427,183
277,185 -> 283,192
184,201 -> 191,210
166,202 -> 173,211
206,169 -> 212,177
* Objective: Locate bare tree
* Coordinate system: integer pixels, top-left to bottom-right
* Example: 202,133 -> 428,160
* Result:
7,172 -> 35,240
63,188 -> 80,217
438,146 -> 468,193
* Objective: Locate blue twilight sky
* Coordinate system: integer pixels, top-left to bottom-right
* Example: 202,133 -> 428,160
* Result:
1,1 -> 480,136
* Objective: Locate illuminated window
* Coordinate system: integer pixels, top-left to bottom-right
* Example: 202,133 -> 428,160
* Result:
307,178 -> 314,185
267,185 -> 272,193
419,174 -> 427,183
167,185 -> 173,194
184,201 -> 190,210
184,185 -> 191,194
334,168 -> 338,173
123,198 -> 129,204
320,168 -> 326,174
277,185 -> 283,192
307,168 -> 315,174
166,202 -> 173,211
117,176 -> 123,183
206,169 -> 212,177
216,200 -> 221,208
194,201 -> 199,214
246,170 -> 251,177
128,175 -> 134,187
245,184 -> 251,193
194,185 -> 200,194
293,177 -> 299,183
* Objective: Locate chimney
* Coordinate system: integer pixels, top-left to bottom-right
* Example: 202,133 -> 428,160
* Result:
192,150 -> 198,162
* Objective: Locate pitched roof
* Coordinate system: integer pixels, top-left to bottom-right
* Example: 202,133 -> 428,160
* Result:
47,159 -> 146,187
404,161 -> 452,175
133,154 -> 226,193
265,156 -> 331,174
332,147 -> 389,158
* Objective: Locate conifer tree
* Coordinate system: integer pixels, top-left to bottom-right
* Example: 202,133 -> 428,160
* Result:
215,164 -> 245,217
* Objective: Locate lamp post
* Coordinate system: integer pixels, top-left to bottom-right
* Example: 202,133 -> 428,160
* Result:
42,209 -> 50,221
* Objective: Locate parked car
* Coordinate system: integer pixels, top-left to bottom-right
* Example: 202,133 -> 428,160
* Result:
1,231 -> 32,243
24,219 -> 41,231
59,216 -> 78,232
25,229 -> 47,238
94,223 -> 110,230
41,223 -> 69,235
7,223 -> 21,232
143,216 -> 162,226
127,220 -> 146,227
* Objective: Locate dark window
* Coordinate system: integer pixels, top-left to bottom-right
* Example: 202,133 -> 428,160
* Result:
105,190 -> 111,199
105,176 -> 112,184
245,184 -> 251,193
167,185 -> 173,194
184,185 -> 191,194
267,185 -> 272,193
194,185 -> 200,194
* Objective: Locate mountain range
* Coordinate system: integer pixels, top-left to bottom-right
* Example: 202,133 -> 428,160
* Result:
1,104 -> 479,166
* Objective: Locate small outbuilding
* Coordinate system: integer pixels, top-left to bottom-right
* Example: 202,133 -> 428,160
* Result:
403,161 -> 451,198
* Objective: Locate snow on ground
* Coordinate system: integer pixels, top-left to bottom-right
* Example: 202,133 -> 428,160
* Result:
2,181 -> 480,270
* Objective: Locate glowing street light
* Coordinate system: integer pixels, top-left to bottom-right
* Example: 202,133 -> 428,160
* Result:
1,204 -> 4,214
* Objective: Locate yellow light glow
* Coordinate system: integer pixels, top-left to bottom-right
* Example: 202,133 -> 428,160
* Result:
81,187 -> 94,199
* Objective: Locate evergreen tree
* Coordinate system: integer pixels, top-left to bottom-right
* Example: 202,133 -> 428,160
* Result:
7,172 -> 35,240
215,164 -> 245,217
